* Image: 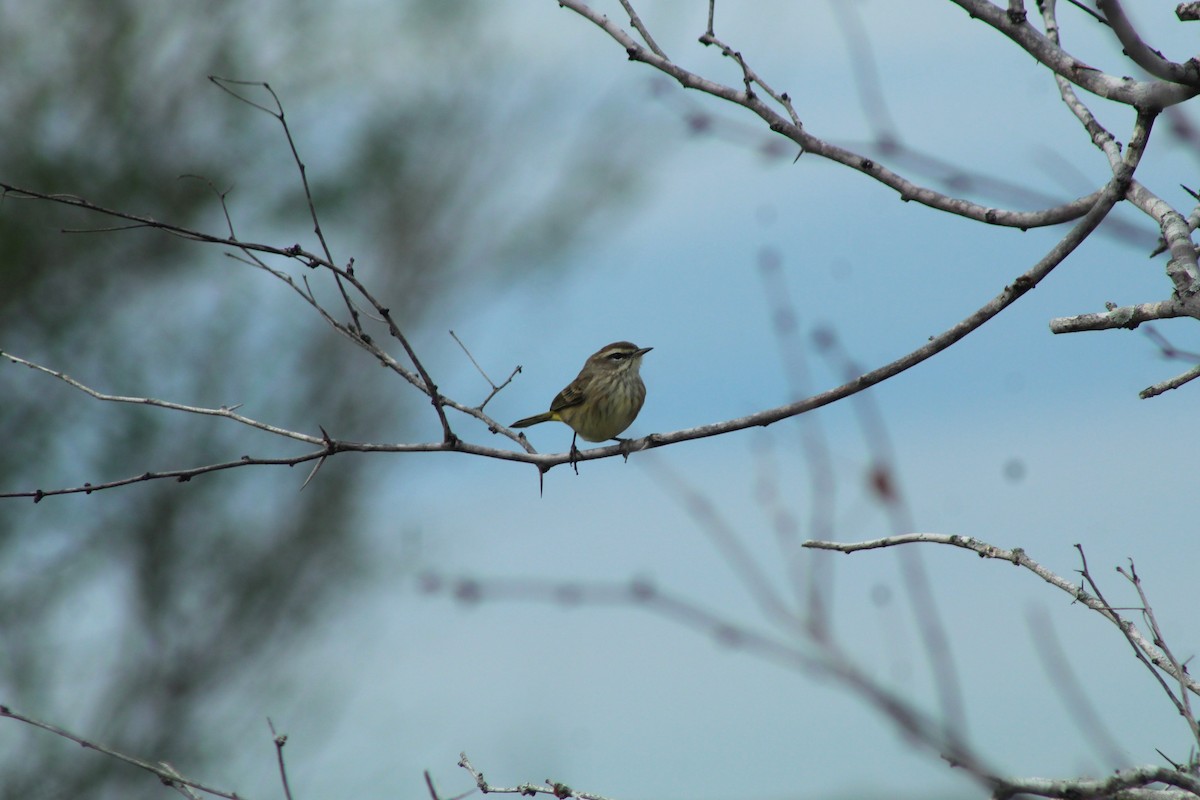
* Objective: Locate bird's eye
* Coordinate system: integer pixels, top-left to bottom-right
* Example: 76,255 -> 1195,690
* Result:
609,352 -> 625,360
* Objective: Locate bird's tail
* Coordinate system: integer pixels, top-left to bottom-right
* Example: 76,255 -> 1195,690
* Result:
511,411 -> 557,428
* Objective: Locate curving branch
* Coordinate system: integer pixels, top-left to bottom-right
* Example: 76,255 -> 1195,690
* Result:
555,0 -> 1109,230
0,151 -> 1138,498
1097,0 -> 1200,87
950,0 -> 1200,108
3,0 -> 1188,502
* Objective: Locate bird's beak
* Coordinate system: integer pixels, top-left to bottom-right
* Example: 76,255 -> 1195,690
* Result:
636,346 -> 653,357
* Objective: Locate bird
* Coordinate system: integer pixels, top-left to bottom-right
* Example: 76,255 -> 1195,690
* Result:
511,341 -> 652,457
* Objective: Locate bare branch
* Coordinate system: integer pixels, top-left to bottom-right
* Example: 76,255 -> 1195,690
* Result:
158,763 -> 205,800
209,77 -> 457,443
458,752 -> 617,800
950,0 -> 1200,109
209,77 -> 339,268
0,157 -> 1135,498
266,719 -> 294,800
1049,299 -> 1195,333
450,329 -> 522,411
1140,363 -> 1200,398
994,766 -> 1200,799
616,0 -> 666,59
1117,562 -> 1200,749
0,350 -> 323,446
1040,2 -> 1123,169
642,170 -> 1133,447
802,534 -> 1200,696
0,705 -> 244,800
1097,0 -> 1200,86
697,29 -> 802,129
555,0 -> 1110,230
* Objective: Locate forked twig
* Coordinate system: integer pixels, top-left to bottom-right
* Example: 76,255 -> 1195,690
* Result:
449,330 -> 522,411
209,76 -> 457,443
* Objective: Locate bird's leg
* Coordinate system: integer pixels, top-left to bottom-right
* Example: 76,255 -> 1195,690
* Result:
570,432 -> 581,475
615,436 -> 634,461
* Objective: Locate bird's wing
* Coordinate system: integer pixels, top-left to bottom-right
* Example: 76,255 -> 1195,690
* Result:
549,379 -> 587,413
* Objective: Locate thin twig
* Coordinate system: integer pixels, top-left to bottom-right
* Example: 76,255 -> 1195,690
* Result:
450,330 -> 522,410
0,705 -> 245,800
0,350 -> 323,444
267,719 -> 294,800
458,752 -> 617,800
616,0 -> 666,59
1075,546 -> 1200,709
159,763 -> 205,800
207,77 -> 456,441
1117,561 -> 1200,748
208,78 -> 347,310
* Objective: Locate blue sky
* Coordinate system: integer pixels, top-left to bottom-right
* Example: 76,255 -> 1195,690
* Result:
6,3 -> 1199,799
231,4 -> 1200,800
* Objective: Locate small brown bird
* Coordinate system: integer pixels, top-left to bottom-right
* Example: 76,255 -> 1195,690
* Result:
512,341 -> 652,452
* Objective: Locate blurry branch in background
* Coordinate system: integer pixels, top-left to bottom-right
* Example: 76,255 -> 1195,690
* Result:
1025,604 -> 1131,766
419,438 -> 1200,796
10,446 -> 1196,795
558,0 -> 1200,389
424,521 -> 1200,797
420,247 -> 1199,798
1139,325 -> 1200,397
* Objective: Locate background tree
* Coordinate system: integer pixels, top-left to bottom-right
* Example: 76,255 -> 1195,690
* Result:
0,2 -> 646,798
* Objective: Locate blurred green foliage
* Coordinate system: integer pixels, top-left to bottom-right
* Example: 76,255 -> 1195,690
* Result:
0,2 -> 644,797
